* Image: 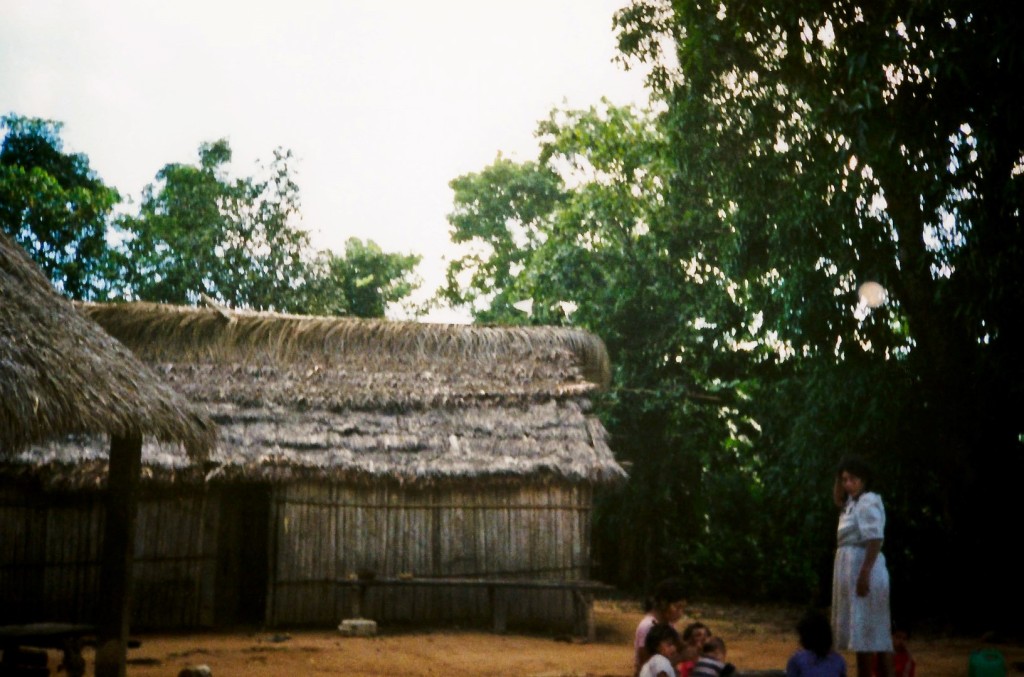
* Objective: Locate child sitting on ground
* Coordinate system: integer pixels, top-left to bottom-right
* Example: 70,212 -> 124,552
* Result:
891,628 -> 916,677
874,627 -> 915,677
678,622 -> 712,677
692,636 -> 737,677
639,623 -> 682,677
786,610 -> 848,677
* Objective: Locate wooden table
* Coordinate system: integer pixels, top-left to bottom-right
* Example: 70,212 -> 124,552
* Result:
339,577 -> 615,640
0,623 -> 94,677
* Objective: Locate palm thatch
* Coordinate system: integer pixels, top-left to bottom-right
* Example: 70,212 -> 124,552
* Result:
25,301 -> 625,485
81,301 -> 612,393
0,232 -> 216,458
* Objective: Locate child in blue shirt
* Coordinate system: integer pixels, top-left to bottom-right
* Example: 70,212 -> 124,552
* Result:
787,611 -> 847,677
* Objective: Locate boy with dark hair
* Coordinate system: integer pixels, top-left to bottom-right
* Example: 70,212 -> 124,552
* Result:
788,610 -> 848,677
639,623 -> 681,677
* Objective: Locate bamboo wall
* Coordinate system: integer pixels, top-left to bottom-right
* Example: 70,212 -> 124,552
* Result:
130,492 -> 217,628
1,478 -> 597,633
0,484 -> 48,621
0,484 -> 218,629
267,480 -> 594,632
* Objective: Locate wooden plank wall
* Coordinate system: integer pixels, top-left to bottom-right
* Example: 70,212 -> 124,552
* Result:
267,481 -> 594,632
0,484 -> 218,629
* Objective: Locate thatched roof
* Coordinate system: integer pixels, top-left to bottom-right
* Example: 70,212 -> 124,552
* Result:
9,301 -> 625,486
0,233 -> 216,459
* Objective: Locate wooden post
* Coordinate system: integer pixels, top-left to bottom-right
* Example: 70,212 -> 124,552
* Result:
352,583 -> 366,618
488,585 -> 507,634
95,434 -> 142,677
572,589 -> 596,641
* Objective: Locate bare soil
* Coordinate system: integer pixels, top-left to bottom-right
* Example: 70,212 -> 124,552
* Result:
63,600 -> 1024,676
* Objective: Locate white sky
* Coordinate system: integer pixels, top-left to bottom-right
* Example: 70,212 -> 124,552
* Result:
0,0 -> 650,321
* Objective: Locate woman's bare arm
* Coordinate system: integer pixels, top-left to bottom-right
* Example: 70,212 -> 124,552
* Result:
856,539 -> 882,596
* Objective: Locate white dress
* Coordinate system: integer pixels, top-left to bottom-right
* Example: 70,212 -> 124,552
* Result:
831,491 -> 894,652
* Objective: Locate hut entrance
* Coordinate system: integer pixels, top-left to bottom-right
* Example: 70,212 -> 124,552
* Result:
215,484 -> 270,627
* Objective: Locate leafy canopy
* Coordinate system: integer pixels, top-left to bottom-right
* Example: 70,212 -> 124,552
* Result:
117,139 -> 421,317
611,0 -> 1024,623
442,1 -> 1024,626
117,139 -> 311,310
442,100 -> 767,594
296,237 -> 421,318
0,114 -> 121,299
1,118 -> 422,318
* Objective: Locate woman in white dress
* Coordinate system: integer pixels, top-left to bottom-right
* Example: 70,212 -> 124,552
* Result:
831,456 -> 894,677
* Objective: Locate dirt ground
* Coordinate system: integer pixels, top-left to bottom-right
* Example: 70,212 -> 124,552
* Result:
61,600 -> 1023,676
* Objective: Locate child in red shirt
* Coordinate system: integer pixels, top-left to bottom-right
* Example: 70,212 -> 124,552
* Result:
873,628 -> 915,677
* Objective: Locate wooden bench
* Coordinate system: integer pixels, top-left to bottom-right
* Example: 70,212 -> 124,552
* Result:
339,577 -> 614,640
0,623 -> 95,677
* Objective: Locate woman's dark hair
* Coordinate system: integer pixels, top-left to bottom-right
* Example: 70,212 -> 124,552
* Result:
835,455 -> 874,489
797,610 -> 833,658
645,622 -> 681,655
643,577 -> 686,612
682,622 -> 711,643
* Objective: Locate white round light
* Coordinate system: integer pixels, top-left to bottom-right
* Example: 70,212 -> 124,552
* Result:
858,281 -> 887,308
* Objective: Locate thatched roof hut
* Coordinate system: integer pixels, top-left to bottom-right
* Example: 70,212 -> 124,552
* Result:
1,232 -> 216,677
0,234 -> 215,459
33,301 -> 623,486
3,299 -> 624,634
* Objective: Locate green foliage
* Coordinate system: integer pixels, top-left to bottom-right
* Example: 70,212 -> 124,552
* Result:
118,140 -> 421,317
610,0 -> 1024,626
444,2 -> 1023,631
295,238 -> 421,318
118,140 -> 312,310
0,121 -> 420,318
0,114 -> 122,299
442,100 -> 768,593
441,155 -> 564,324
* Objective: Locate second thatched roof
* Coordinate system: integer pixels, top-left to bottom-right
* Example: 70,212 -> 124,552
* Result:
0,233 -> 216,459
14,301 -> 624,486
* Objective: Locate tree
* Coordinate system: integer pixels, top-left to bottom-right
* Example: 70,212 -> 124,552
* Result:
442,101 -> 767,592
118,139 -> 311,310
0,114 -> 121,299
296,238 -> 421,318
443,2 -> 1024,628
613,0 -> 1024,626
441,155 -> 565,324
119,138 -> 422,318
1,120 -> 421,318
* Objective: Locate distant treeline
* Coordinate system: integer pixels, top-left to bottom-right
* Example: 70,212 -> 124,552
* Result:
0,115 -> 421,317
